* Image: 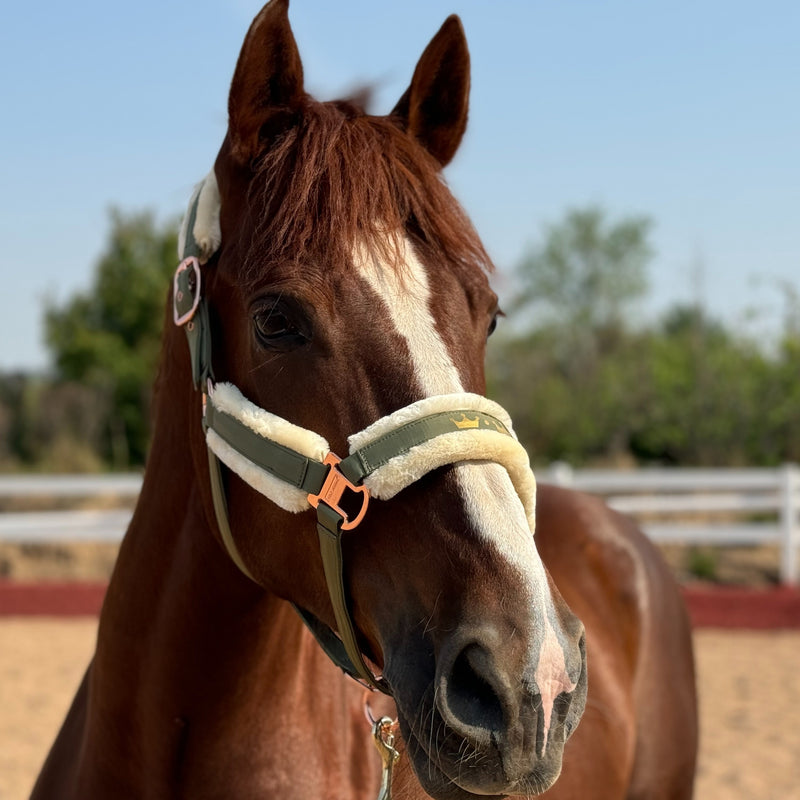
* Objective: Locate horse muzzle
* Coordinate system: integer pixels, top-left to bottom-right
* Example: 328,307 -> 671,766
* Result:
389,621 -> 587,799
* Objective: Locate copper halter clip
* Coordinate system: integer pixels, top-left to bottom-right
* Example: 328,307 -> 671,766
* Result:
364,695 -> 400,800
308,453 -> 370,530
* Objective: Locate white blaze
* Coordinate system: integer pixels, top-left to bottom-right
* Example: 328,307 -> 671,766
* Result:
354,242 -> 543,583
355,241 -> 574,751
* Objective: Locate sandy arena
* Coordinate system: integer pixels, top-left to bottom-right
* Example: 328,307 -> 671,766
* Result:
1,618 -> 798,800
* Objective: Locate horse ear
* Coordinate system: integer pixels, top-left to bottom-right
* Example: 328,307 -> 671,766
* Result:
227,0 -> 304,164
391,15 -> 470,167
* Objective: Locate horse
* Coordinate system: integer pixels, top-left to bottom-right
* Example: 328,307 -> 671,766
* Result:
31,2 -> 697,798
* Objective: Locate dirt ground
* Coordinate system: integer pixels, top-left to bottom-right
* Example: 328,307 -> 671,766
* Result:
1,619 -> 797,800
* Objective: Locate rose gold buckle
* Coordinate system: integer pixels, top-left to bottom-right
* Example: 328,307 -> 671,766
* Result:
173,257 -> 202,326
308,453 -> 370,530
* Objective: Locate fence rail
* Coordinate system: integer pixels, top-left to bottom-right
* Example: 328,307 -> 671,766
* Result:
1,466 -> 799,583
0,474 -> 142,498
542,463 -> 800,584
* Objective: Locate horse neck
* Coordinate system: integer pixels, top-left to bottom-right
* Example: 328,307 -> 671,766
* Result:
101,320 -> 260,620
88,323 -> 324,764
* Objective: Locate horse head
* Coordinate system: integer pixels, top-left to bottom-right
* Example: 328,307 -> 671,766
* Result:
180,1 -> 587,796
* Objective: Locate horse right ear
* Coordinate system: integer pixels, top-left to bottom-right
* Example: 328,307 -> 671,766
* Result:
227,0 -> 305,164
391,15 -> 470,167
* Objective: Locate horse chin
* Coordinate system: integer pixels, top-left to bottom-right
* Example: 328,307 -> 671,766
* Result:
397,711 -> 564,800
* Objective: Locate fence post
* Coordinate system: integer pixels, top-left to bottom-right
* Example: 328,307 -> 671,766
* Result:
548,461 -> 574,488
779,463 -> 799,585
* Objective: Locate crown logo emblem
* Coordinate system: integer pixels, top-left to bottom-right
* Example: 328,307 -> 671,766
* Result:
451,413 -> 481,430
484,417 -> 505,433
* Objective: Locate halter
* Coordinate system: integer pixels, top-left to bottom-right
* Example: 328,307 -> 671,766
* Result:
174,173 -> 537,693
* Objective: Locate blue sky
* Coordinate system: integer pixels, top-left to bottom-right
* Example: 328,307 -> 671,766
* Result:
1,0 -> 798,370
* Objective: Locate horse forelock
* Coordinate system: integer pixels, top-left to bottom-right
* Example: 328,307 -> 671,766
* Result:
235,99 -> 493,287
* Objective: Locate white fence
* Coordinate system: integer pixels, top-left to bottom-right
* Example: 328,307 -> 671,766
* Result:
542,464 -> 800,584
0,474 -> 141,543
1,466 -> 799,583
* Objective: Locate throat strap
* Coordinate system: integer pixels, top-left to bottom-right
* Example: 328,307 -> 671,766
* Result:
314,501 -> 387,691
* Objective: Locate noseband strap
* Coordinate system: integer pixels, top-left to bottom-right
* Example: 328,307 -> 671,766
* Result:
174,175 -> 536,693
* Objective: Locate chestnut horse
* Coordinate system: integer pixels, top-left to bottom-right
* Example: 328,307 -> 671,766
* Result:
32,2 -> 696,798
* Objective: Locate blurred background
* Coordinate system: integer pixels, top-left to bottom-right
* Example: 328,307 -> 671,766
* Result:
1,0 -> 798,473
0,2 -> 798,799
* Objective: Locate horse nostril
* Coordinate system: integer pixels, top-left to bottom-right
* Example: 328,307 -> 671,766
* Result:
443,643 -> 505,736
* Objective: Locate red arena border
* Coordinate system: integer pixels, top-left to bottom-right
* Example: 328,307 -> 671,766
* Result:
0,582 -> 107,616
1,581 -> 799,628
681,585 -> 800,629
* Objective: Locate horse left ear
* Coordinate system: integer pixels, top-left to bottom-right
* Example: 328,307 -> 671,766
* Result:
227,0 -> 305,164
391,15 -> 470,167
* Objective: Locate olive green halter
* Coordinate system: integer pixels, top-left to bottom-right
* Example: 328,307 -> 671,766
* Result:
174,186 -> 533,693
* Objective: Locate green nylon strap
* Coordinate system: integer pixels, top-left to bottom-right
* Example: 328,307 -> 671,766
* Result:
187,299 -> 214,390
207,447 -> 257,583
340,408 -> 511,484
181,188 -> 202,260
292,603 -> 372,683
315,502 -> 387,691
206,404 -> 512,497
205,402 -> 330,494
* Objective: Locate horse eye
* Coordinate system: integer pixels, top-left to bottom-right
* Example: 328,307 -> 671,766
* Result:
252,302 -> 306,349
487,311 -> 501,338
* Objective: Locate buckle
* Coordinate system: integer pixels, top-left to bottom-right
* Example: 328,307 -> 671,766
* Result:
308,453 -> 370,530
173,257 -> 202,326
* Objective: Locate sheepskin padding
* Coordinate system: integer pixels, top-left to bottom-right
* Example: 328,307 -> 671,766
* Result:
350,392 -> 517,446
178,170 -> 222,264
205,385 -> 536,529
205,383 -> 330,513
206,430 -> 309,513
348,393 -> 537,530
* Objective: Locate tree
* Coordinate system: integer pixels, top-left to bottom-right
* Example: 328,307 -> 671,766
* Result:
512,206 -> 651,336
628,305 -> 770,465
44,210 -> 177,466
489,206 -> 654,465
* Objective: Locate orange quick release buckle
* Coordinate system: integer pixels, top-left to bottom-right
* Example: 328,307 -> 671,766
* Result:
308,453 -> 370,530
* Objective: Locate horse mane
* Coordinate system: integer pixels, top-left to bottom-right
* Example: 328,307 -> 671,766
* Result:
241,97 -> 493,285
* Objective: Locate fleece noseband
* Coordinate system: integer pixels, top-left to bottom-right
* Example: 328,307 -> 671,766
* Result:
175,173 -> 537,693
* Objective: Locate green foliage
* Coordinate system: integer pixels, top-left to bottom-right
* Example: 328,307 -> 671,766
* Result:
629,307 -> 772,465
513,206 -> 650,332
685,547 -> 719,581
44,210 -> 177,466
0,373 -> 28,468
490,206 -> 800,467
1,202 -> 797,471
0,374 -> 110,472
492,207 -> 654,465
